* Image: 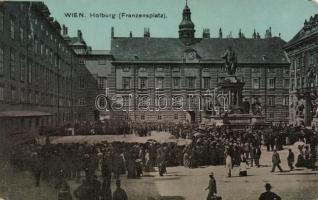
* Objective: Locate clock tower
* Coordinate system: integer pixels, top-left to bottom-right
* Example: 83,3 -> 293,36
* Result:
179,0 -> 196,45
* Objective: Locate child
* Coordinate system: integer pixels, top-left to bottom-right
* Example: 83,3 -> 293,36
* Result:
239,158 -> 248,176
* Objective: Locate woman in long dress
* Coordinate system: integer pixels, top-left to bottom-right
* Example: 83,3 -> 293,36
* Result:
225,153 -> 233,177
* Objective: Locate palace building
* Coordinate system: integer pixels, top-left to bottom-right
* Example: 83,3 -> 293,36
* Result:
284,14 -> 318,127
0,1 -> 292,138
107,2 -> 290,124
0,2 -> 96,140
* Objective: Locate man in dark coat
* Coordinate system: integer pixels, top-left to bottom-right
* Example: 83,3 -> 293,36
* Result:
205,172 -> 217,200
287,149 -> 295,171
74,179 -> 94,200
113,179 -> 128,200
259,183 -> 281,200
271,150 -> 283,172
31,152 -> 42,187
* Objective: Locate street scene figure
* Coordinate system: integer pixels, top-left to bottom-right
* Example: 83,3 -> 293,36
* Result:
287,149 -> 295,171
113,179 -> 128,200
259,183 -> 281,200
271,150 -> 284,172
205,172 -> 218,200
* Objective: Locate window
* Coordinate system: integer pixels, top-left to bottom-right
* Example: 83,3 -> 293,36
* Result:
157,67 -> 163,72
267,96 -> 275,106
203,77 -> 210,89
34,37 -> 38,54
50,50 -> 53,65
10,49 -> 15,80
268,78 -> 276,89
10,17 -> 15,40
139,67 -> 146,72
0,9 -> 3,32
79,98 -> 86,106
283,79 -> 289,88
296,78 -> 300,89
283,96 -> 289,106
79,77 -> 85,89
123,96 -> 129,106
174,113 -> 178,120
141,113 -> 145,120
35,92 -> 39,104
20,88 -> 25,103
310,53 -> 314,65
98,60 -> 106,65
10,86 -> 15,102
156,77 -> 164,89
172,66 -> 180,72
173,77 -> 180,89
283,68 -> 289,75
269,113 -> 274,119
19,26 -> 24,41
0,46 -> 3,75
139,77 -> 147,89
122,77 -> 130,89
28,62 -> 32,83
0,85 -> 3,101
252,68 -> 260,73
252,78 -> 260,89
123,67 -> 130,72
40,42 -> 44,55
20,56 -> 25,82
267,68 -> 275,73
187,77 -> 195,89
158,115 -> 162,120
98,77 -> 107,89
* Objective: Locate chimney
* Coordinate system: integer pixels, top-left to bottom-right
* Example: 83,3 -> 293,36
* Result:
219,28 -> 223,39
62,24 -> 68,36
111,27 -> 114,38
202,28 -> 210,39
129,31 -> 133,38
252,29 -> 257,39
77,30 -> 83,40
144,27 -> 150,37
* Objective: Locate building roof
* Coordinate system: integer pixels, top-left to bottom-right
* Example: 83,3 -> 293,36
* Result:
285,14 -> 318,49
111,37 -> 288,64
89,50 -> 111,55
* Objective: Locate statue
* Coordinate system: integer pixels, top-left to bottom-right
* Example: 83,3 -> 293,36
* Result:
222,46 -> 238,75
307,67 -> 316,87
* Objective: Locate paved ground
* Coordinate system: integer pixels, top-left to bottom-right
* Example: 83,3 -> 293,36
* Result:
1,140 -> 318,199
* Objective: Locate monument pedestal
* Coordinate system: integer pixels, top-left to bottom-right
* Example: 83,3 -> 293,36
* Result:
203,75 -> 269,130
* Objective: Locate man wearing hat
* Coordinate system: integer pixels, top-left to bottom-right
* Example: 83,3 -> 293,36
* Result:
259,183 -> 281,200
205,172 -> 217,200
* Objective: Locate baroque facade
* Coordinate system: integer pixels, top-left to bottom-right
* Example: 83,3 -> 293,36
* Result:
284,14 -> 318,127
107,3 -> 290,124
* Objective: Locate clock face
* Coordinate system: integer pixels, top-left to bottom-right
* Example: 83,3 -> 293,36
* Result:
187,51 -> 196,60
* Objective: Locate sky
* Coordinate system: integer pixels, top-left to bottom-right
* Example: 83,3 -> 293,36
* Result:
29,0 -> 318,50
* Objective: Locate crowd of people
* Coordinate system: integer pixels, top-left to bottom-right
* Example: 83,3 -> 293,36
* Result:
8,122 -> 318,199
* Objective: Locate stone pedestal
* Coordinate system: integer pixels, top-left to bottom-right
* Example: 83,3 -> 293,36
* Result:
203,75 -> 269,130
217,76 -> 245,112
